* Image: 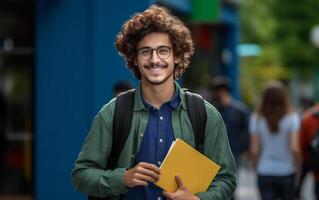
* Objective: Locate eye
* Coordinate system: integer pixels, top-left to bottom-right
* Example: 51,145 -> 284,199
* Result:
158,47 -> 170,55
139,48 -> 151,56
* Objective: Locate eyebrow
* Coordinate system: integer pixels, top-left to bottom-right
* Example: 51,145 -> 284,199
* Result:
138,45 -> 171,50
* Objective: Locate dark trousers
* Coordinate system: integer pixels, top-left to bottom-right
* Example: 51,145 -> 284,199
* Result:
257,174 -> 295,200
295,162 -> 310,199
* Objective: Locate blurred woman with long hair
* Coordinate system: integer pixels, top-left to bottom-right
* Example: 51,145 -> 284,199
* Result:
249,81 -> 301,200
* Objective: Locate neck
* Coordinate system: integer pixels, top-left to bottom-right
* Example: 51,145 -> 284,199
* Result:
141,80 -> 175,109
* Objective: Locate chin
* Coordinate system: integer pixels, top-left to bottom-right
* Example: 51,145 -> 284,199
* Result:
148,79 -> 166,85
144,76 -> 167,85
142,72 -> 174,85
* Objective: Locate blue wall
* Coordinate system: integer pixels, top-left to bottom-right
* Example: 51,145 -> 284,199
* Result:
220,4 -> 240,99
36,1 -> 149,199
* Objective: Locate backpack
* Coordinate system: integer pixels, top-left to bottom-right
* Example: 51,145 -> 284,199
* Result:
88,89 -> 207,200
308,111 -> 319,172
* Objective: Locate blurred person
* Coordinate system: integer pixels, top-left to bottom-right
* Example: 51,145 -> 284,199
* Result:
112,80 -> 133,97
249,81 -> 301,200
294,96 -> 315,199
72,5 -> 236,200
299,102 -> 319,200
210,76 -> 250,168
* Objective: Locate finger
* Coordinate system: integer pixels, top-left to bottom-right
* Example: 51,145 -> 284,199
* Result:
132,178 -> 148,186
135,173 -> 157,183
136,166 -> 160,181
139,162 -> 161,174
175,175 -> 184,189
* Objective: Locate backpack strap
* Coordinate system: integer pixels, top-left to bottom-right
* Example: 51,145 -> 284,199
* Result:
184,91 -> 207,153
88,90 -> 135,200
107,89 -> 135,169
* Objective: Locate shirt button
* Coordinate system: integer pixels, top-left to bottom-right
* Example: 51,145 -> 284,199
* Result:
139,133 -> 144,138
159,138 -> 163,143
157,161 -> 162,166
159,116 -> 163,120
131,154 -> 134,158
157,197 -> 161,200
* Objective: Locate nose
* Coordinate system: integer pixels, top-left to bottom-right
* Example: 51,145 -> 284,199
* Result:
150,49 -> 161,63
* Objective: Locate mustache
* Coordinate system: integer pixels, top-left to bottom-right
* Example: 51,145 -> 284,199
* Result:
144,62 -> 168,69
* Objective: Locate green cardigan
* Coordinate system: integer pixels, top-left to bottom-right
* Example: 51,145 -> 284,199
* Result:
72,83 -> 236,199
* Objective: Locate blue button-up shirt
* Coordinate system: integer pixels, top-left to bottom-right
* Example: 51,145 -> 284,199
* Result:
121,86 -> 180,200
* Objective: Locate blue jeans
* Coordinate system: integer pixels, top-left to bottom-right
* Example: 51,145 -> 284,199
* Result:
257,174 -> 295,200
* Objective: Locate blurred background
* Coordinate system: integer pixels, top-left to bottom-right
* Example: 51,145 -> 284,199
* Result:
0,0 -> 318,200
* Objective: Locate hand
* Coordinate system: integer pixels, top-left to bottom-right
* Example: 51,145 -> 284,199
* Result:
124,162 -> 160,188
163,175 -> 200,200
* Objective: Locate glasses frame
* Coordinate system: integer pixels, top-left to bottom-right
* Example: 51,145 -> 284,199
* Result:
137,46 -> 172,60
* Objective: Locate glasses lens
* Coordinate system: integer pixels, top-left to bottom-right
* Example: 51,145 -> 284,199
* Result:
157,47 -> 170,59
138,48 -> 151,59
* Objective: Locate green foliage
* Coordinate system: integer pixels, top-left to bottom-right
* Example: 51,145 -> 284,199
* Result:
241,0 -> 319,72
240,0 -> 319,105
272,0 -> 319,72
240,0 -> 277,43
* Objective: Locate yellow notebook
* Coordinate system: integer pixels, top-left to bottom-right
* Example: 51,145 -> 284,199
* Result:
155,138 -> 221,194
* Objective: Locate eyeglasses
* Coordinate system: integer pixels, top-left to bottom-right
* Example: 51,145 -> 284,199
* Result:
137,46 -> 171,60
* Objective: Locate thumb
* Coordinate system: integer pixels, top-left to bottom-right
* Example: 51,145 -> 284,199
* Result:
175,175 -> 184,189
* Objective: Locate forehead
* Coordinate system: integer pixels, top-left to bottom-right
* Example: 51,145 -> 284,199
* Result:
137,32 -> 172,48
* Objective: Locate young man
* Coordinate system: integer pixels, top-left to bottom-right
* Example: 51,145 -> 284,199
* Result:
72,5 -> 236,200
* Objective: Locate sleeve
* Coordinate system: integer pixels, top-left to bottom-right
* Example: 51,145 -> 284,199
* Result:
71,103 -> 129,197
196,102 -> 237,200
290,113 -> 301,133
249,113 -> 258,135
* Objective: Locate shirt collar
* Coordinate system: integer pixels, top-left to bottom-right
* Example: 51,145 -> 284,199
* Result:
134,82 -> 186,112
140,84 -> 180,110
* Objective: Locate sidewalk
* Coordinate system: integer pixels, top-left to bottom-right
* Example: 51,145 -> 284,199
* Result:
237,164 -> 316,200
237,165 -> 259,200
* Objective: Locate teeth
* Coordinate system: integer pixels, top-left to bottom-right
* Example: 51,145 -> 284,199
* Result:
150,67 -> 162,71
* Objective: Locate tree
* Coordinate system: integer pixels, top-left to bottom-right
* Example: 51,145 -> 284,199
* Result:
240,0 -> 319,105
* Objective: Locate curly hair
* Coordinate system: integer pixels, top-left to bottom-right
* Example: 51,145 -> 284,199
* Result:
115,5 -> 194,80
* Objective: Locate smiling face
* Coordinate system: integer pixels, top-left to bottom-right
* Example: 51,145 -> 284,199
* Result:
135,32 -> 176,86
